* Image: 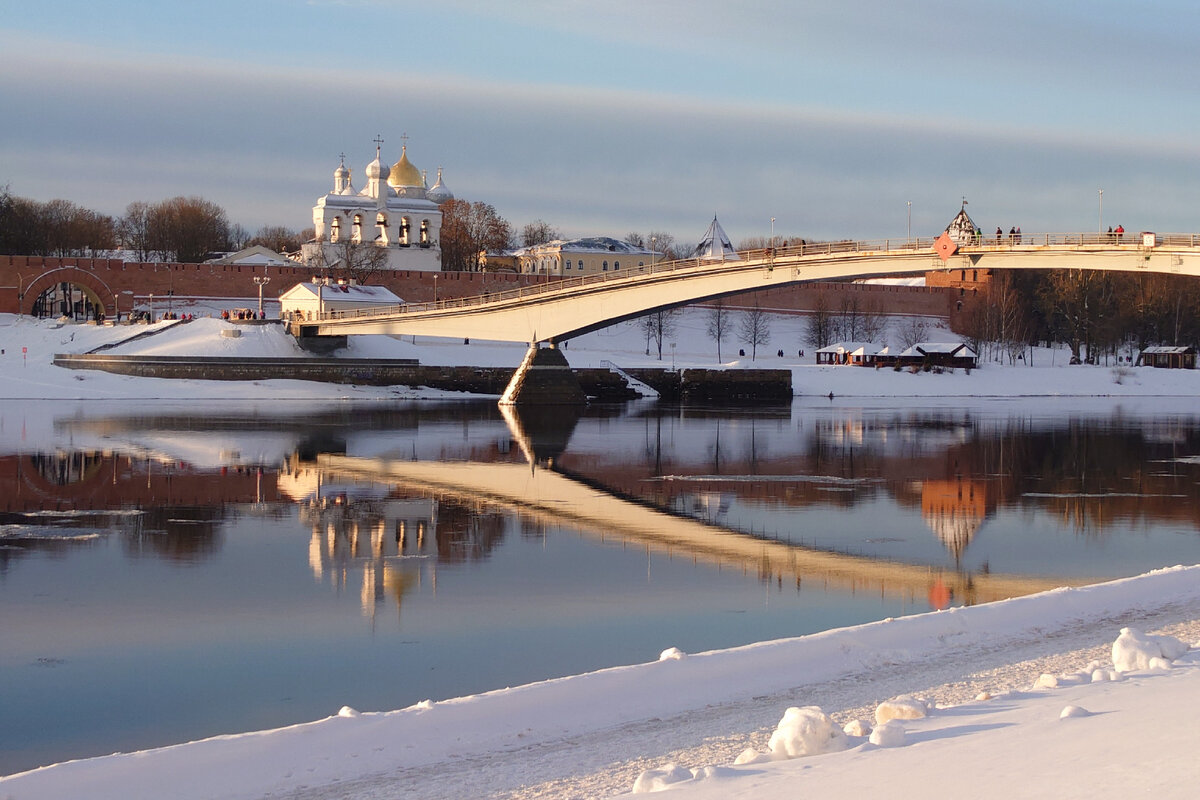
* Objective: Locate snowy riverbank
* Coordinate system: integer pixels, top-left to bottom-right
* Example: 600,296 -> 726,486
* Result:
2,310 -> 1199,401
3,566 -> 1198,799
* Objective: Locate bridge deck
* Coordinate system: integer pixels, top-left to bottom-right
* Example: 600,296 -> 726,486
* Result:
293,231 -> 1200,344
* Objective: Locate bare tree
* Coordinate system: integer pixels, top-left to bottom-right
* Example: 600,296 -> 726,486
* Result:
858,299 -> 888,343
706,299 -> 732,362
804,293 -> 834,350
117,201 -> 154,261
896,317 -> 930,350
302,237 -> 390,284
144,196 -> 230,262
520,219 -> 559,247
227,223 -> 251,252
440,199 -> 513,271
641,309 -> 679,360
250,225 -> 304,254
738,301 -> 772,360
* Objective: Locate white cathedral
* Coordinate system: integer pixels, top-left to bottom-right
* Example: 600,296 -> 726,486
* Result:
301,139 -> 454,272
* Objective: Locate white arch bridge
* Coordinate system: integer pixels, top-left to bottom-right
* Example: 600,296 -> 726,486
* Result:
292,231 -> 1200,403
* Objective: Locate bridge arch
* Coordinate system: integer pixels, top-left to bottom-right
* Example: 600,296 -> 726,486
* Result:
22,267 -> 118,320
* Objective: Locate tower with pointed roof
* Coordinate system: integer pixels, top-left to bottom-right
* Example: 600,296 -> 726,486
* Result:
303,137 -> 454,272
689,216 -> 740,261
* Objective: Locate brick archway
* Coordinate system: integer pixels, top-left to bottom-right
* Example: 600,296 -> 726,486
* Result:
22,267 -> 117,318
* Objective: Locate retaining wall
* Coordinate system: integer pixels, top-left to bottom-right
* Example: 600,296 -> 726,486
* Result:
51,356 -> 790,402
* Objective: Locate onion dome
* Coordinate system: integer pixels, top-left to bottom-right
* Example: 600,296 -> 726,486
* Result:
426,167 -> 454,204
387,145 -> 423,188
364,146 -> 390,183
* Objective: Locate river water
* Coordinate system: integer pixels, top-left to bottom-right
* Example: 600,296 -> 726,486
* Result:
3,396 -> 1200,774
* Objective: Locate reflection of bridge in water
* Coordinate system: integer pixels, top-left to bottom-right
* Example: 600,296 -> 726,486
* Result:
310,451 -> 1082,609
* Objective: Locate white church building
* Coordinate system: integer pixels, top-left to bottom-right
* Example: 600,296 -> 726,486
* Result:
300,139 -> 454,272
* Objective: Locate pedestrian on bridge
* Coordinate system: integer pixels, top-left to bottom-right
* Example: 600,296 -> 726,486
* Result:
996,226 -> 1003,244
1115,224 -> 1124,241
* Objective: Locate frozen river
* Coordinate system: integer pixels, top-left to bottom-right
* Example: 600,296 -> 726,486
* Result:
3,396 -> 1200,775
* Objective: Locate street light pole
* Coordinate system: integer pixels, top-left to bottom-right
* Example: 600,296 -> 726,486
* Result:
433,273 -> 439,303
907,201 -> 912,240
770,217 -> 775,249
1098,188 -> 1103,234
253,276 -> 271,318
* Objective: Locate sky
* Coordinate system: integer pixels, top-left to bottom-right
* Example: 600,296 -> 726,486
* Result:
3,0 -> 1200,246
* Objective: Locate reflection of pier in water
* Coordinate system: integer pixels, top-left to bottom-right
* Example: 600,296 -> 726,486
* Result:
312,453 -> 1081,608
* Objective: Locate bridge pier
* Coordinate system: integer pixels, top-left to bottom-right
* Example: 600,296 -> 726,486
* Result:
499,343 -> 587,406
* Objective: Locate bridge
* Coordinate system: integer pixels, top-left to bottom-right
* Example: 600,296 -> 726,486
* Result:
291,231 -> 1200,403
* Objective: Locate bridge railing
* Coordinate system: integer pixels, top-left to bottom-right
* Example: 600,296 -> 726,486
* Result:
311,231 -> 1200,323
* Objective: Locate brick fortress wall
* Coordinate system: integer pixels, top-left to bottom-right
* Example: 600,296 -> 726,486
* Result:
0,255 -> 963,324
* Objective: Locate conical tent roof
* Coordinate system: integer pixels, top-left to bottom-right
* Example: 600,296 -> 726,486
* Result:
945,205 -> 979,246
689,216 -> 740,261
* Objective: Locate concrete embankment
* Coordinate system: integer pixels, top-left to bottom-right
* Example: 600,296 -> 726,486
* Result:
52,354 -> 792,402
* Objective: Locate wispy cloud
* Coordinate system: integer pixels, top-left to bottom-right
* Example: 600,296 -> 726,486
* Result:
3,21 -> 1197,242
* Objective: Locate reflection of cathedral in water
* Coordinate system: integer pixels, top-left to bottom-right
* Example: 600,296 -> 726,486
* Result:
303,495 -> 438,619
299,482 -> 508,619
919,478 -> 993,562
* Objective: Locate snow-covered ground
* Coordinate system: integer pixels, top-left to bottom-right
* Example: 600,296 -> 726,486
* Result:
2,310 -> 1200,799
3,308 -> 1197,401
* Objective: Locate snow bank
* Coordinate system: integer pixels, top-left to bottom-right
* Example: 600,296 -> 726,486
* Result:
1111,626 -> 1188,672
766,706 -> 847,758
635,627 -> 1198,799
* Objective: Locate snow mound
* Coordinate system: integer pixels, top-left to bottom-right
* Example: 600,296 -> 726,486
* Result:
1112,627 -> 1188,672
733,747 -> 767,766
631,763 -> 692,793
869,720 -> 906,747
658,647 -> 686,661
843,719 -> 872,737
875,694 -> 929,724
975,691 -> 993,701
767,706 -> 848,758
1060,705 -> 1091,719
337,706 -> 359,718
1034,673 -> 1059,689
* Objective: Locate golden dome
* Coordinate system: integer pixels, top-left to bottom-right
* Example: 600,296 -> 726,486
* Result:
388,146 -> 423,188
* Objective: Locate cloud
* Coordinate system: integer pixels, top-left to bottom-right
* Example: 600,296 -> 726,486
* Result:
2,28 -> 1198,245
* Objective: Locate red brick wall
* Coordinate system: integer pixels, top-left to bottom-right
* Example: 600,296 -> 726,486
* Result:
0,256 -> 957,321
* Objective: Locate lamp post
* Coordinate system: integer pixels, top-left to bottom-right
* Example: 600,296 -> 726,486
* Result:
253,276 -> 271,318
315,276 -> 329,319
1098,188 -> 1103,234
770,217 -> 775,249
650,236 -> 657,270
148,293 -> 154,322
907,201 -> 912,241
433,273 -> 439,304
